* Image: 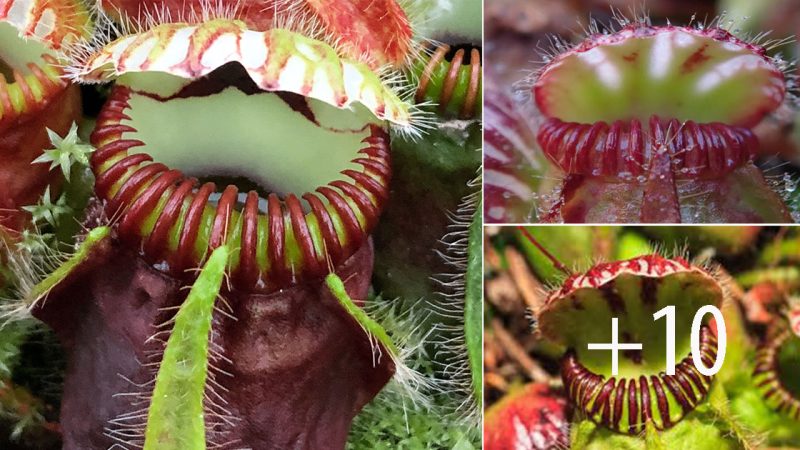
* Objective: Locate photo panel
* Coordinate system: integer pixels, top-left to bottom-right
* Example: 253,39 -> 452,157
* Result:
484,0 -> 800,224
485,225 -> 800,449
0,0 -> 483,448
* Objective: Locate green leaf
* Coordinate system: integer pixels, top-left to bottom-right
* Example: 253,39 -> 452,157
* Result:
325,273 -> 399,356
29,226 -> 110,303
143,245 -> 229,450
464,201 -> 482,406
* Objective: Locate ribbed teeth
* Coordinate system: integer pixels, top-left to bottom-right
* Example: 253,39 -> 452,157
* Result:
0,56 -> 65,126
753,330 -> 800,421
562,326 -> 718,434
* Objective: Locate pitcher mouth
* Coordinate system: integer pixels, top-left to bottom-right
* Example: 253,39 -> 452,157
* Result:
0,23 -> 69,131
754,330 -> 800,421
70,15 -> 423,292
561,326 -> 717,434
90,70 -> 391,292
538,255 -> 725,433
531,23 -> 787,181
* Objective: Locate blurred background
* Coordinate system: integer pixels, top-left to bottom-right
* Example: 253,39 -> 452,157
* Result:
484,225 -> 800,448
484,0 -> 800,223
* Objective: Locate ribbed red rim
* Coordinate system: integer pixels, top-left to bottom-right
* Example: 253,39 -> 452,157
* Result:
90,86 -> 391,292
753,330 -> 800,420
0,54 -> 67,133
561,326 -> 717,434
414,43 -> 482,119
538,116 -> 758,179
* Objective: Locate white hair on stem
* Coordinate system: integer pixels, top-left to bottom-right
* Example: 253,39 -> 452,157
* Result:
353,293 -> 438,409
104,279 -> 240,449
428,173 -> 481,425
0,225 -> 76,321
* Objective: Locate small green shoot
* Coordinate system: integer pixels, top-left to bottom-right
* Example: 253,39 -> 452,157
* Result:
32,123 -> 94,181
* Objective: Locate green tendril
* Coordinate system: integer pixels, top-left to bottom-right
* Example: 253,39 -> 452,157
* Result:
143,245 -> 229,450
325,273 -> 399,357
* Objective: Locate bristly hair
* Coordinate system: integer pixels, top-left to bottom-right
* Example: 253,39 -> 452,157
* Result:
511,5 -> 799,221
0,226 -> 74,323
764,166 -> 800,223
61,0 -> 433,139
104,284 -> 240,449
394,0 -> 434,69
347,292 -> 482,448
355,293 -> 438,409
429,173 -> 482,425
